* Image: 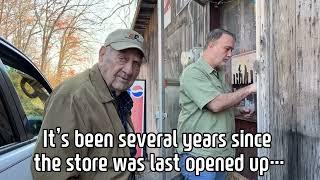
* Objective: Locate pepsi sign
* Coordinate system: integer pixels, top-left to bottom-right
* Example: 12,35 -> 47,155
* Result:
129,85 -> 143,98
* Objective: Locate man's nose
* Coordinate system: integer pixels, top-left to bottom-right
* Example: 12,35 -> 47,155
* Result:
227,49 -> 232,57
122,61 -> 133,76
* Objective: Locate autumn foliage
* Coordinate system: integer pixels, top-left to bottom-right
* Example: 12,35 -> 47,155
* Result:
0,0 -> 99,87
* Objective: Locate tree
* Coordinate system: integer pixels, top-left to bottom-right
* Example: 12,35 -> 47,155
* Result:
53,1 -> 97,85
0,0 -> 138,87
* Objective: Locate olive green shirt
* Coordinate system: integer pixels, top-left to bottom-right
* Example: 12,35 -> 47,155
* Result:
31,64 -> 133,180
177,57 -> 235,158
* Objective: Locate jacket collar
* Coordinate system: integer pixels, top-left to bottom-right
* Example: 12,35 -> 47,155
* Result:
89,64 -> 114,103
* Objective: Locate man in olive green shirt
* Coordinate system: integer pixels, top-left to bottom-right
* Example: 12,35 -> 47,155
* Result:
177,29 -> 256,180
32,29 -> 145,180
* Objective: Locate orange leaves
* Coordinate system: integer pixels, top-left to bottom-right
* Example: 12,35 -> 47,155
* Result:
55,19 -> 67,29
66,69 -> 76,77
25,16 -> 35,25
1,0 -> 122,87
66,35 -> 79,43
66,35 -> 80,49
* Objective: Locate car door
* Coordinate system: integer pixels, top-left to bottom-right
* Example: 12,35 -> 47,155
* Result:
0,38 -> 51,180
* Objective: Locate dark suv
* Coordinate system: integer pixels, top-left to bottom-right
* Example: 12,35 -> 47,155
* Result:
0,37 -> 52,179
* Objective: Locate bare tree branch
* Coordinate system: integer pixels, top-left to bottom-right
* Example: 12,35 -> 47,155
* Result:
100,0 -> 134,23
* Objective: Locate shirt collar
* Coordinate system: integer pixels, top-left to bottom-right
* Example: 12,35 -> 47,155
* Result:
198,56 -> 219,76
89,64 -> 114,103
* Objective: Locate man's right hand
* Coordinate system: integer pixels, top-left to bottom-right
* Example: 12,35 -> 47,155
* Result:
207,83 -> 256,113
239,107 -> 255,118
249,83 -> 257,93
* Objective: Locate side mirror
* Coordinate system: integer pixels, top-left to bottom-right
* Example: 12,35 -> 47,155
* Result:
20,77 -> 48,103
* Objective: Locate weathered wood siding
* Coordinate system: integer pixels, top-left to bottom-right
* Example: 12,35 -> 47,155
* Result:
137,1 -> 210,157
162,1 -> 209,145
162,3 -> 210,179
163,1 -> 209,79
219,0 -> 256,85
220,0 -> 256,55
137,9 -> 159,155
137,1 -> 260,166
257,0 -> 320,179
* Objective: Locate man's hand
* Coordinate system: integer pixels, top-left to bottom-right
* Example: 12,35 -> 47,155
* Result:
249,83 -> 257,93
239,107 -> 255,118
206,83 -> 257,113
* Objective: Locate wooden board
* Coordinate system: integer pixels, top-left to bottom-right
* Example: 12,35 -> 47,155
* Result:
257,0 -> 320,179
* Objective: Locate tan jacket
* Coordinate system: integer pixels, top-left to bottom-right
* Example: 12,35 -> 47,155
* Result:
32,64 -> 133,180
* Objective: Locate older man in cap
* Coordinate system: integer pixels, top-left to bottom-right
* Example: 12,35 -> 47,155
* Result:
32,29 -> 145,180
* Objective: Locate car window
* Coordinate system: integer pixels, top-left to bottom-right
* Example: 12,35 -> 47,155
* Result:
0,93 -> 15,147
4,65 -> 49,137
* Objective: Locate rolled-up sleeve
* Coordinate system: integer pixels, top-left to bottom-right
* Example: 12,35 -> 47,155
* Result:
181,67 -> 222,110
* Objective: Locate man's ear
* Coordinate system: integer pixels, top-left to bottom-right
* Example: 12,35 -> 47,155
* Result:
208,41 -> 215,49
99,46 -> 106,63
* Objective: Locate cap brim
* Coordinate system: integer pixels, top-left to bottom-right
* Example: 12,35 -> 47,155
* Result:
110,42 -> 146,59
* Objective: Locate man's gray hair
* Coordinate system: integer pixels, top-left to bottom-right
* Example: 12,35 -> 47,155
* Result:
204,28 -> 236,49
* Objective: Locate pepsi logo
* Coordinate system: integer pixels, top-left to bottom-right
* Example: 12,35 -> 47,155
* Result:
129,85 -> 143,98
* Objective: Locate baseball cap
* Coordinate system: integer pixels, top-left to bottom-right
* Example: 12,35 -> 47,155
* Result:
104,29 -> 145,58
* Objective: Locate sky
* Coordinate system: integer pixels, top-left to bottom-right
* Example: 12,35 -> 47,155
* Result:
81,0 -> 139,70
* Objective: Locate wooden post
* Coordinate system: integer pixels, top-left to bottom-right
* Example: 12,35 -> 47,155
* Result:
257,0 -> 320,179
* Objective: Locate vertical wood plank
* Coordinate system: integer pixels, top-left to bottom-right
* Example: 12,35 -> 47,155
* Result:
270,0 -> 297,179
137,9 -> 159,156
256,1 -> 271,179
258,0 -> 320,179
257,0 -> 296,178
296,0 -> 320,179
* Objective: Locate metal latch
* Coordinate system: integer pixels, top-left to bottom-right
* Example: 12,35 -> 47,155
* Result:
155,112 -> 167,120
